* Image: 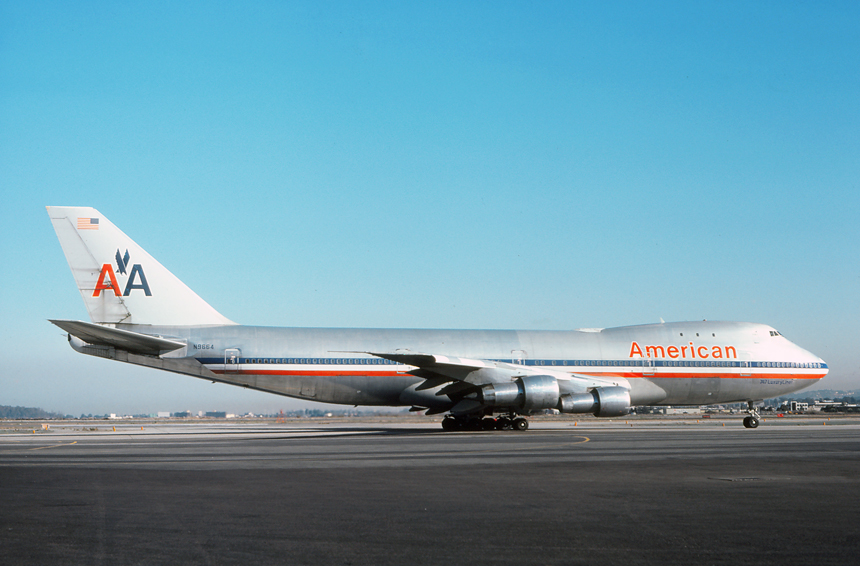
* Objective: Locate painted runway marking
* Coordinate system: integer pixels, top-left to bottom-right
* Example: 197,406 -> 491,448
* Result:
28,441 -> 78,451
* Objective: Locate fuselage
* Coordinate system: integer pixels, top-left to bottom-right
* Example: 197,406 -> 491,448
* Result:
106,320 -> 826,409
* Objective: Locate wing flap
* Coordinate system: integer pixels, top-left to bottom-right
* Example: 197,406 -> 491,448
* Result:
50,319 -> 186,356
414,375 -> 455,391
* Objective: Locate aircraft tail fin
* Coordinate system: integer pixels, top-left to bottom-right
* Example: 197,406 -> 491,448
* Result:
47,206 -> 234,326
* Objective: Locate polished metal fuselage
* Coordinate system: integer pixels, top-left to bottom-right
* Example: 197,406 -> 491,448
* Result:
98,320 -> 826,409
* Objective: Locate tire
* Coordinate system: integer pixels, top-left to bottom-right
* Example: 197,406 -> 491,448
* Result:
482,418 -> 497,431
442,417 -> 459,432
513,418 -> 529,431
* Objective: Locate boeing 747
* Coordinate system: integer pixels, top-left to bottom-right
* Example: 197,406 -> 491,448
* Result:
47,206 -> 828,430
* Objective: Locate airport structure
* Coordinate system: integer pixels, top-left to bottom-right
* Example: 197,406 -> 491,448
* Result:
47,207 -> 828,431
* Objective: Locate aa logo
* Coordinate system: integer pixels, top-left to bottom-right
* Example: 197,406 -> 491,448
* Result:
92,248 -> 151,297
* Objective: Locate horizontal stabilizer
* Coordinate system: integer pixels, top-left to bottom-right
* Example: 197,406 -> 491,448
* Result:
50,319 -> 186,356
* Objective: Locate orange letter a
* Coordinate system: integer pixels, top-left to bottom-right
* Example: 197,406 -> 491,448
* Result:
629,342 -> 643,358
92,264 -> 121,297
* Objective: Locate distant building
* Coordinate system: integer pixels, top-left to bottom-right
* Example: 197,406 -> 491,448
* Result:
664,407 -> 701,415
205,411 -> 227,418
777,401 -> 809,413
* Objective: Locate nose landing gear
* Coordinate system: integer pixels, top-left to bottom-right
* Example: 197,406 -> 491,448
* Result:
743,401 -> 761,428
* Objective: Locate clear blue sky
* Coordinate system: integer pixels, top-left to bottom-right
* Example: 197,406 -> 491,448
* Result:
2,1 -> 858,415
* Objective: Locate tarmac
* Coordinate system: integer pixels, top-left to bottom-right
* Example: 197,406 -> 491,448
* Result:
1,415 -> 859,565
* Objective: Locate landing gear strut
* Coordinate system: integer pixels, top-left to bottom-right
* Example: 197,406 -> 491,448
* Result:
441,413 -> 529,432
743,401 -> 761,429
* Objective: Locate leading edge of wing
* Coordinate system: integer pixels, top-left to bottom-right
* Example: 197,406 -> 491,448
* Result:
49,319 -> 186,356
366,350 -> 630,391
367,351 -> 510,384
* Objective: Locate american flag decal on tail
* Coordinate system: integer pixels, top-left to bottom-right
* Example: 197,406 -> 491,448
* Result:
77,217 -> 99,230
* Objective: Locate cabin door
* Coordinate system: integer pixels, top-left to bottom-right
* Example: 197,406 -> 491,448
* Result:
642,358 -> 655,376
224,348 -> 241,374
512,350 -> 526,365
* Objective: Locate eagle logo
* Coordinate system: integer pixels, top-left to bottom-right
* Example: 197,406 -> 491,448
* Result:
115,249 -> 130,275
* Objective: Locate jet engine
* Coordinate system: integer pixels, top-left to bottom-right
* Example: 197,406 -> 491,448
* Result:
479,375 -> 560,413
478,376 -> 631,417
557,386 -> 631,417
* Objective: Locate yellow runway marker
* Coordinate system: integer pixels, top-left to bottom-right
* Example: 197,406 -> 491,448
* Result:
29,441 -> 78,451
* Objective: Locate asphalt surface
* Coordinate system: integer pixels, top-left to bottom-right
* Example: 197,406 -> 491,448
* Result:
1,417 -> 858,565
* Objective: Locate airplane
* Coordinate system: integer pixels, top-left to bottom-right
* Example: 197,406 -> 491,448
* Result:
47,206 -> 828,430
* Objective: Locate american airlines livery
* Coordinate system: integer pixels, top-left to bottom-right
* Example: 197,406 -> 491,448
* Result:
47,206 -> 828,430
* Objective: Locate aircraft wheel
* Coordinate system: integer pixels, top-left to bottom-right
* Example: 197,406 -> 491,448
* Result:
495,417 -> 512,430
748,416 -> 759,428
442,416 -> 459,432
513,417 -> 529,431
482,418 -> 497,431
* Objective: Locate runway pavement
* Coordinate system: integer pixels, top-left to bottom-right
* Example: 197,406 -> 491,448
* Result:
1,417 -> 858,564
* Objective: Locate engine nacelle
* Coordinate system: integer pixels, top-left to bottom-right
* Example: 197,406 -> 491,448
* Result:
480,375 -> 560,414
557,386 -> 631,417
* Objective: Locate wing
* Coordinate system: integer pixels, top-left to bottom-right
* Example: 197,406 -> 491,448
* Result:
367,350 -> 629,415
50,319 -> 186,355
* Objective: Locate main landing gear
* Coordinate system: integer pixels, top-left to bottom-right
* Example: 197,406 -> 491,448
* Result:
441,414 -> 529,432
743,401 -> 761,429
